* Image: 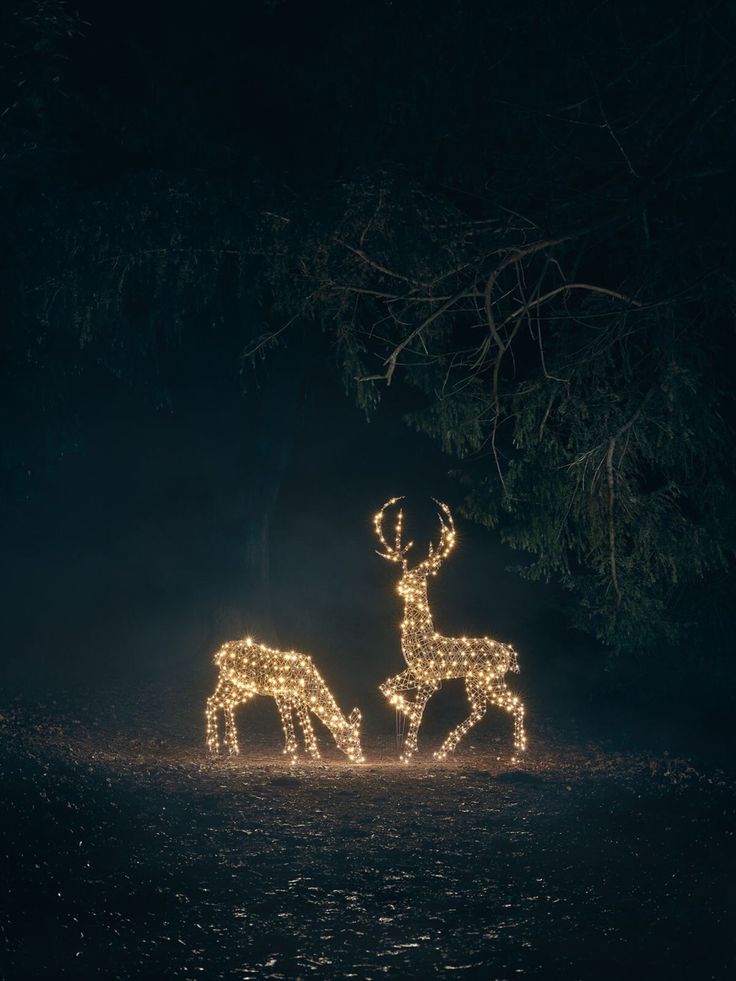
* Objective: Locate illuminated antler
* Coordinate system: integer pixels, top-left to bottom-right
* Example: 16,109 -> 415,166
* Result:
416,499 -> 457,574
374,496 -> 414,565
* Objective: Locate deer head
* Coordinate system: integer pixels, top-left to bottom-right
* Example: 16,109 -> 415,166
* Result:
374,497 -> 457,596
334,706 -> 363,763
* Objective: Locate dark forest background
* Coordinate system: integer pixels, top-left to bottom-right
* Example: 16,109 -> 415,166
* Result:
2,0 -> 735,748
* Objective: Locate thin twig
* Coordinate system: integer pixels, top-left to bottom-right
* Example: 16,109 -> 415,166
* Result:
335,239 -> 427,288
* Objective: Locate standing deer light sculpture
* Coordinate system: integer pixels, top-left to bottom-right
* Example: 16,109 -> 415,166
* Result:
375,498 -> 527,763
206,638 -> 364,764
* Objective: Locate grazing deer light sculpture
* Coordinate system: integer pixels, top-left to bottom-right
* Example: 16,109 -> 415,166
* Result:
206,639 -> 364,763
375,498 -> 527,762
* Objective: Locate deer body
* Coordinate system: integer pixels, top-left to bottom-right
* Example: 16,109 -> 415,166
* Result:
375,498 -> 526,762
206,638 -> 363,763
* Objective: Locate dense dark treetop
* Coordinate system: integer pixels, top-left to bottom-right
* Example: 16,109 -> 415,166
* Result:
2,0 -> 735,674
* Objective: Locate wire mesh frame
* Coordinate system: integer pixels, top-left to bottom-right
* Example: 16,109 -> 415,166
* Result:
395,706 -> 406,752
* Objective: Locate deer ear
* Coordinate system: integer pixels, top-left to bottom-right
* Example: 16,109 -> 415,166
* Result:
349,708 -> 361,725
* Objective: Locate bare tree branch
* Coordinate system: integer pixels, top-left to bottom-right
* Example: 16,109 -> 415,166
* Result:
499,282 -> 642,330
335,239 -> 428,289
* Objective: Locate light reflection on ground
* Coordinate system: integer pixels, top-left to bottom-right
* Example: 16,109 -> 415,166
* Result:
1,687 -> 734,979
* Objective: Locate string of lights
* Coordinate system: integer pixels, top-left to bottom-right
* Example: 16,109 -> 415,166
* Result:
375,497 -> 527,763
206,639 -> 364,763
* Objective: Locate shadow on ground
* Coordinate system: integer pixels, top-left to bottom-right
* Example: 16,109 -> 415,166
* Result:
0,686 -> 733,979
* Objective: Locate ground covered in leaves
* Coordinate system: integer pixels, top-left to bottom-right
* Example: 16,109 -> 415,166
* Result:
0,686 -> 734,980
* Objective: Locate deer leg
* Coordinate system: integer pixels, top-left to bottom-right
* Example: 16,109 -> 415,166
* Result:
224,686 -> 258,756
435,679 -> 487,759
205,692 -> 222,755
223,704 -> 238,755
223,695 -> 246,755
487,681 -> 527,760
206,678 -> 240,755
380,668 -> 421,720
294,699 -> 321,761
400,683 -> 438,762
274,696 -> 299,760
381,669 -> 439,761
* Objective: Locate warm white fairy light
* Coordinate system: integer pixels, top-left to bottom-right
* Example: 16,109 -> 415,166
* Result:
206,639 -> 364,763
375,497 -> 527,763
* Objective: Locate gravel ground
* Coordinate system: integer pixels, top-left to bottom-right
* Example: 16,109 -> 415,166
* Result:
0,686 -> 733,980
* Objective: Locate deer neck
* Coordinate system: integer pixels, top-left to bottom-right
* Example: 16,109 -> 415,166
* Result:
311,687 -> 347,737
400,576 -> 435,653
